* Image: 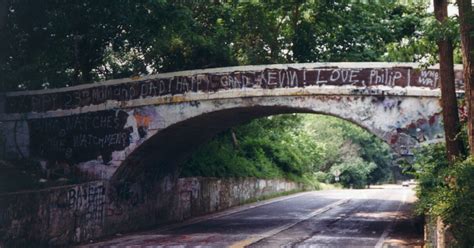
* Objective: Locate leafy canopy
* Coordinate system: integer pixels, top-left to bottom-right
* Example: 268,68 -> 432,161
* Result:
1,0 -> 429,91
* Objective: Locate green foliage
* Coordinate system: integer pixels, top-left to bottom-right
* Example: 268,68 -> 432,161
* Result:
180,114 -> 393,188
1,1 -> 430,91
331,158 -> 377,188
440,159 -> 474,247
303,115 -> 393,186
383,11 -> 462,64
313,171 -> 330,183
413,143 -> 450,215
413,143 -> 474,247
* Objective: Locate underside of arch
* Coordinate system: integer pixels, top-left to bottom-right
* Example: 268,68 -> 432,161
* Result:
111,104 -> 402,184
112,106 -> 311,183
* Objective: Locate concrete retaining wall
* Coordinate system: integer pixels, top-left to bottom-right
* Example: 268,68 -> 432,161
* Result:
0,177 -> 302,247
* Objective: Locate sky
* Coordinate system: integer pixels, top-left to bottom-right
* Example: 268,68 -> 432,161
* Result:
427,2 -> 458,16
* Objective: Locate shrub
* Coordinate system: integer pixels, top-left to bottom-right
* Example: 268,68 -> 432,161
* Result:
437,158 -> 474,247
413,143 -> 474,247
181,114 -> 393,189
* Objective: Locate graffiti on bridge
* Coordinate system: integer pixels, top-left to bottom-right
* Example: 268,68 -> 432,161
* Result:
5,67 -> 463,113
55,182 -> 106,228
29,110 -> 131,163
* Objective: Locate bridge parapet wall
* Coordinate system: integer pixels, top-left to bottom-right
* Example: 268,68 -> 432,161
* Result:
0,62 -> 463,118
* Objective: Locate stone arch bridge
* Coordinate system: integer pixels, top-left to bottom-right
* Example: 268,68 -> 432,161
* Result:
0,62 -> 464,182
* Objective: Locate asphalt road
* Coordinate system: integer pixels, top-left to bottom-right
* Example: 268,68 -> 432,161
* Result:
81,185 -> 423,248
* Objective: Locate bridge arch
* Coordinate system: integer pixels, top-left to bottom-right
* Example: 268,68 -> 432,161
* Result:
111,93 -> 442,183
0,62 -> 459,180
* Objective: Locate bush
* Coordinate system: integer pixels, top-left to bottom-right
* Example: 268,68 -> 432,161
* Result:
180,114 -> 393,189
330,158 -> 376,189
413,143 -> 474,247
413,143 -> 449,215
437,158 -> 474,247
314,171 -> 330,183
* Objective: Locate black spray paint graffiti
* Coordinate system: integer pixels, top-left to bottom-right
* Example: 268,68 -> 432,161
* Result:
55,182 -> 106,224
29,110 -> 132,163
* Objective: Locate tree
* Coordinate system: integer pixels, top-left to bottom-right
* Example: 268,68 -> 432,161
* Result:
458,0 -> 474,154
0,1 -> 130,90
383,13 -> 462,64
434,0 -> 464,162
0,1 -> 430,91
180,114 -> 393,188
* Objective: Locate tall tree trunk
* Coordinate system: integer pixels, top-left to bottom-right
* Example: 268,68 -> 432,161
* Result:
434,0 -> 464,162
458,0 -> 474,155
